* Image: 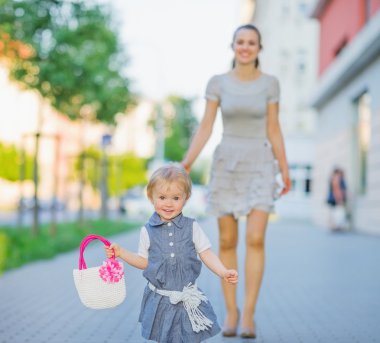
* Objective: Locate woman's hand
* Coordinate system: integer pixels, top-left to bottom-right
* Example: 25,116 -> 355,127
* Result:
181,160 -> 191,173
223,269 -> 238,284
105,243 -> 121,258
280,170 -> 292,196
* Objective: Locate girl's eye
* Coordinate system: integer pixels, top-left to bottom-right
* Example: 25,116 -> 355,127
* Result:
174,197 -> 179,201
159,196 -> 165,200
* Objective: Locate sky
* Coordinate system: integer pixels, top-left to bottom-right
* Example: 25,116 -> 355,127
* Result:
108,0 -> 244,157
111,0 -> 242,101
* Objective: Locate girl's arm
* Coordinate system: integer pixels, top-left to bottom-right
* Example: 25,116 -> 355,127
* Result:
267,102 -> 291,195
105,244 -> 148,270
182,100 -> 219,172
199,248 -> 238,284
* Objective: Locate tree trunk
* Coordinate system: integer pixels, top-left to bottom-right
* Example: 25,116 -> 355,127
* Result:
78,120 -> 85,227
100,150 -> 108,219
32,131 -> 40,236
49,134 -> 60,236
17,136 -> 26,228
32,96 -> 44,235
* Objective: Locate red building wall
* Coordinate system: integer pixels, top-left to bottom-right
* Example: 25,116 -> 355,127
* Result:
371,0 -> 380,17
318,0 -> 380,75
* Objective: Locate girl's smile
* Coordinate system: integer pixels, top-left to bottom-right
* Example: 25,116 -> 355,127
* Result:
151,181 -> 187,221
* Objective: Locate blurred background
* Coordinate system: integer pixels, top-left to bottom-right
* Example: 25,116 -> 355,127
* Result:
0,0 -> 379,272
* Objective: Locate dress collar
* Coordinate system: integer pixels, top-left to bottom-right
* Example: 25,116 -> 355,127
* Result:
148,212 -> 185,229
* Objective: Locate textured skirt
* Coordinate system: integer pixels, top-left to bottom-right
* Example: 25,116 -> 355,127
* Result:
139,284 -> 220,343
207,135 -> 279,218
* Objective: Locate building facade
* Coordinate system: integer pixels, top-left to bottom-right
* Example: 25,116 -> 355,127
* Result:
310,0 -> 380,234
246,0 -> 319,218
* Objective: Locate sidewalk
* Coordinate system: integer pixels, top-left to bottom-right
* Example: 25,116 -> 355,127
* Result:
1,217 -> 380,343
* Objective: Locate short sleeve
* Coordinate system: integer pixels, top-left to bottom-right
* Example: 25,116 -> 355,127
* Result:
192,221 -> 211,253
205,75 -> 221,102
137,226 -> 150,258
267,76 -> 280,104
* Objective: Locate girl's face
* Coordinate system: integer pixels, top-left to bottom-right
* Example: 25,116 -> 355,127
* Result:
232,28 -> 261,66
150,181 -> 188,221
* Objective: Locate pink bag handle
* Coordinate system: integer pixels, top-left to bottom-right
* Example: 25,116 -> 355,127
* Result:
78,234 -> 114,270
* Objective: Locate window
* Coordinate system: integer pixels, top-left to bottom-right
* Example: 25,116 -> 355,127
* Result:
356,92 -> 371,194
281,0 -> 290,18
298,1 -> 309,16
296,49 -> 307,74
279,49 -> 290,73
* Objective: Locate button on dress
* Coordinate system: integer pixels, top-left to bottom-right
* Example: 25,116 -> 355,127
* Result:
205,72 -> 281,218
138,212 -> 220,343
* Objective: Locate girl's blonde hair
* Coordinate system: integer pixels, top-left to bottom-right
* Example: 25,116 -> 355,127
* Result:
147,163 -> 192,200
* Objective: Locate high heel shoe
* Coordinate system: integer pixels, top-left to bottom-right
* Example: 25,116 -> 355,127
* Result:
222,309 -> 240,337
240,320 -> 256,339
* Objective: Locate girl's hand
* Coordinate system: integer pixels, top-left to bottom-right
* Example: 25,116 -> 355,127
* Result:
280,170 -> 292,196
223,269 -> 238,284
105,243 -> 121,258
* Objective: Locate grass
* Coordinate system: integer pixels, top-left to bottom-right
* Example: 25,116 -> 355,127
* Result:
0,219 -> 141,273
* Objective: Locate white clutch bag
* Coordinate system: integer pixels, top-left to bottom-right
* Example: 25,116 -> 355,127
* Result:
73,234 -> 126,309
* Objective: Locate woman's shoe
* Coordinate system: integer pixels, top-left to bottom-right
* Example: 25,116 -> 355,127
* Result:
240,329 -> 256,339
240,320 -> 256,339
222,309 -> 240,337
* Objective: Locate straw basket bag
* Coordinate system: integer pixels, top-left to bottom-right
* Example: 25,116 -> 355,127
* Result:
73,234 -> 126,309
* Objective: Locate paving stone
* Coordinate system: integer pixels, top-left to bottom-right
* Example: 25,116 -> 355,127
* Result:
1,218 -> 380,342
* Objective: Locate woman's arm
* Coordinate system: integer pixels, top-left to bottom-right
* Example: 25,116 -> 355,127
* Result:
199,248 -> 238,284
182,100 -> 219,172
267,102 -> 291,195
105,244 -> 148,270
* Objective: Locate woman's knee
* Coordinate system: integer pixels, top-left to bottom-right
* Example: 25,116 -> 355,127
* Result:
219,234 -> 238,251
246,235 -> 265,250
218,216 -> 238,251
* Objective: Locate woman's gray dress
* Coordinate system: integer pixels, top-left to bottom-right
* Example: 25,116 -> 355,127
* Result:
139,212 -> 220,343
205,72 -> 280,218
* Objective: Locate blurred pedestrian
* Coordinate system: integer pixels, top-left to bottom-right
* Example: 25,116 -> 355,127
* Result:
105,163 -> 238,343
182,24 -> 291,338
326,167 -> 348,232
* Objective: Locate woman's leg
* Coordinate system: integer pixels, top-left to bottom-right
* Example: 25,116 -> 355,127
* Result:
242,209 -> 269,330
218,215 -> 239,328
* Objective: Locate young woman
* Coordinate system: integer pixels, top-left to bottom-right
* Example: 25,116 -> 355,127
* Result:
182,24 -> 291,338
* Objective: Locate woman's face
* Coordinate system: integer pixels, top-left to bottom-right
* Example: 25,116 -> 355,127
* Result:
232,28 -> 261,66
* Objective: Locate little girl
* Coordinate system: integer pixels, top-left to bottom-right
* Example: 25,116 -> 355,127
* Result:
105,163 -> 238,343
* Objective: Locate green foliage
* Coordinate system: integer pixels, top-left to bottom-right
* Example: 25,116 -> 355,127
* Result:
75,146 -> 147,197
163,95 -> 198,162
0,219 -> 141,271
0,141 -> 33,181
108,154 -> 147,196
0,0 -> 133,124
0,232 -> 7,275
190,166 -> 206,185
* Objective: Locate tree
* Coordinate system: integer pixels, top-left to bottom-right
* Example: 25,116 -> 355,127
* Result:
74,146 -> 147,197
0,0 -> 133,123
0,0 -> 134,233
162,96 -> 206,183
0,141 -> 33,182
163,96 -> 198,162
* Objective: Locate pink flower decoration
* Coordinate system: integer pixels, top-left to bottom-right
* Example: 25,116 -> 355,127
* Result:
99,258 -> 124,283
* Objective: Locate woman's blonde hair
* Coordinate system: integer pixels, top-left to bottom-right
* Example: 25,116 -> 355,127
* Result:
147,163 -> 192,200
